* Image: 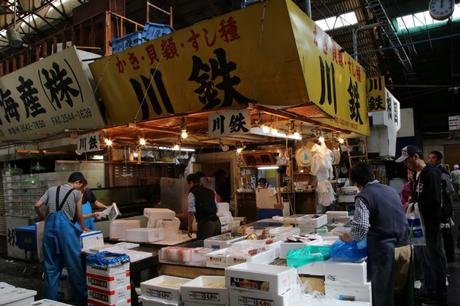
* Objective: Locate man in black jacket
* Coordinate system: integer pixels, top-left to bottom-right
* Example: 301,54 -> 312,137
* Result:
397,145 -> 447,305
187,173 -> 221,240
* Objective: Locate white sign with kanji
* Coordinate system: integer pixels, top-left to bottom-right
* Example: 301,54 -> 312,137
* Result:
208,109 -> 251,137
0,46 -> 104,142
77,133 -> 101,153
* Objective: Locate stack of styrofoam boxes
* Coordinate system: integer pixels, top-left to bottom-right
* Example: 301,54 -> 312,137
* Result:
86,253 -> 131,306
180,276 -> 228,306
81,230 -> 104,251
324,261 -> 372,303
125,228 -> 165,243
217,202 -> 233,233
110,220 -> 141,240
299,214 -> 328,234
0,282 -> 37,306
225,263 -> 298,306
140,275 -> 190,306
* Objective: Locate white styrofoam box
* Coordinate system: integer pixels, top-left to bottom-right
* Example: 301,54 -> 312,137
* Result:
324,261 -> 367,284
143,208 -> 176,219
125,228 -> 165,243
228,247 -> 276,266
31,299 -> 73,305
302,215 -> 328,229
160,247 -> 211,264
231,239 -> 282,258
86,267 -> 130,291
284,214 -> 309,224
229,289 -> 292,306
139,296 -> 180,306
325,282 -> 372,303
218,215 -> 233,226
280,239 -> 323,259
87,285 -> 131,305
86,262 -> 130,281
296,261 -> 325,276
0,287 -> 37,306
225,263 -> 297,295
206,248 -> 229,268
204,233 -> 247,249
183,302 -> 220,306
217,202 -> 230,214
87,299 -> 130,306
180,276 -> 228,305
141,275 -> 190,303
81,231 -> 104,251
326,211 -> 349,221
110,220 -> 141,240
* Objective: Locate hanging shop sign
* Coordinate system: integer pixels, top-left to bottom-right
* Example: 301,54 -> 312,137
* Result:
0,47 -> 104,142
208,109 -> 250,137
77,132 -> 101,153
385,88 -> 401,131
90,0 -> 369,135
286,1 -> 369,135
448,115 -> 460,131
367,76 -> 386,112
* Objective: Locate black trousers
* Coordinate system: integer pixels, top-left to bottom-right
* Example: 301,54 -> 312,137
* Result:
422,225 -> 447,303
197,219 -> 221,240
442,227 -> 455,262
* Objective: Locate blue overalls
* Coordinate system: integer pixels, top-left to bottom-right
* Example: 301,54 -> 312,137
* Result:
42,186 -> 87,305
81,201 -> 95,230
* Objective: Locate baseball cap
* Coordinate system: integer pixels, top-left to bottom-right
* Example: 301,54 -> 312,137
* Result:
395,145 -> 422,163
68,171 -> 87,184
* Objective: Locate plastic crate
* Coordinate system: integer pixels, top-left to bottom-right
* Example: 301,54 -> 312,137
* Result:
142,23 -> 173,41
15,224 -> 36,252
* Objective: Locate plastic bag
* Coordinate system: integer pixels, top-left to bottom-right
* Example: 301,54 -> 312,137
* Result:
330,239 -> 367,262
287,245 -> 330,268
406,202 -> 426,246
86,251 -> 130,268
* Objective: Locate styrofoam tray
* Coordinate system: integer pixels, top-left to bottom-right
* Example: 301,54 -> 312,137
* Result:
141,275 -> 190,303
180,276 -> 228,305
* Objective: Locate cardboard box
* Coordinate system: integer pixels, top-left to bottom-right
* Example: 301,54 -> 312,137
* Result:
87,285 -> 131,305
299,276 -> 325,294
81,231 -> 104,251
325,281 -> 372,303
225,263 -> 297,296
181,276 -> 228,305
141,275 -> 190,303
229,289 -> 292,306
324,261 -> 367,284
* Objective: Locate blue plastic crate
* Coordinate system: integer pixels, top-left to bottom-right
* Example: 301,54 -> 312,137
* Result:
15,225 -> 36,252
112,31 -> 145,53
142,22 -> 173,41
256,209 -> 283,220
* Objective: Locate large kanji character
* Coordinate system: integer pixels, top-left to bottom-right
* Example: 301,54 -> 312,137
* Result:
187,30 -> 201,52
161,37 -> 179,59
229,113 -> 249,133
368,95 -> 384,111
218,17 -> 240,43
0,89 -> 20,123
16,76 -> 46,118
209,48 -> 253,107
203,28 -> 217,47
88,135 -> 99,150
189,56 -> 220,109
318,56 -> 337,114
145,45 -> 159,64
41,62 -> 80,110
212,115 -> 225,135
348,78 -> 363,124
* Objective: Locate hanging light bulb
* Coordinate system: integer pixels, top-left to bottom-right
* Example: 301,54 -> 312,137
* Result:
261,125 -> 270,134
133,151 -> 139,158
338,138 -> 344,144
236,147 -> 243,154
173,144 -> 180,151
139,138 -> 146,146
271,128 -> 278,135
181,129 -> 188,139
318,136 -> 325,144
104,138 -> 113,146
293,132 -> 301,139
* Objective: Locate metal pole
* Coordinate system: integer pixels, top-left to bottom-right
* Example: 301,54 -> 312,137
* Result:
305,0 -> 312,17
352,23 -> 380,60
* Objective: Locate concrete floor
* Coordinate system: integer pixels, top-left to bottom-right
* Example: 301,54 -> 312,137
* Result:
1,204 -> 460,306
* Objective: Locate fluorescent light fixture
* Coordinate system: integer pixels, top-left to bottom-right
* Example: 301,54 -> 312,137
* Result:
315,11 -> 358,31
257,166 -> 280,170
91,155 -> 104,160
250,127 -> 302,140
159,146 -> 195,152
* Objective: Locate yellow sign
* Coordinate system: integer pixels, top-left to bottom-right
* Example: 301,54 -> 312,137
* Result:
367,76 -> 386,112
286,1 -> 369,135
90,0 -> 369,135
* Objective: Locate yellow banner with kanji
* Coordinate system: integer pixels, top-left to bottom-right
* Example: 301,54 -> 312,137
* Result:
286,1 -> 369,135
90,0 -> 369,135
367,76 -> 386,112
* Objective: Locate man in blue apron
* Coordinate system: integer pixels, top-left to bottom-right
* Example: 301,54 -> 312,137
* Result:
34,172 -> 88,305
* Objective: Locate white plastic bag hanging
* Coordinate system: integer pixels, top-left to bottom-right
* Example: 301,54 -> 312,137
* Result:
406,202 -> 426,246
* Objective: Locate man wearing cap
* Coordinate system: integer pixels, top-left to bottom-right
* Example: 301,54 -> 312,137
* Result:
34,172 -> 88,305
396,146 -> 447,305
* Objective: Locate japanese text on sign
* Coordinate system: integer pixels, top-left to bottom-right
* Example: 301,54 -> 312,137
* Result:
208,109 -> 250,137
367,76 -> 385,112
77,133 -> 101,153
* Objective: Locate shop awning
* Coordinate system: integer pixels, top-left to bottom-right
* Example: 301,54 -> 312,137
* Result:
90,0 -> 369,136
